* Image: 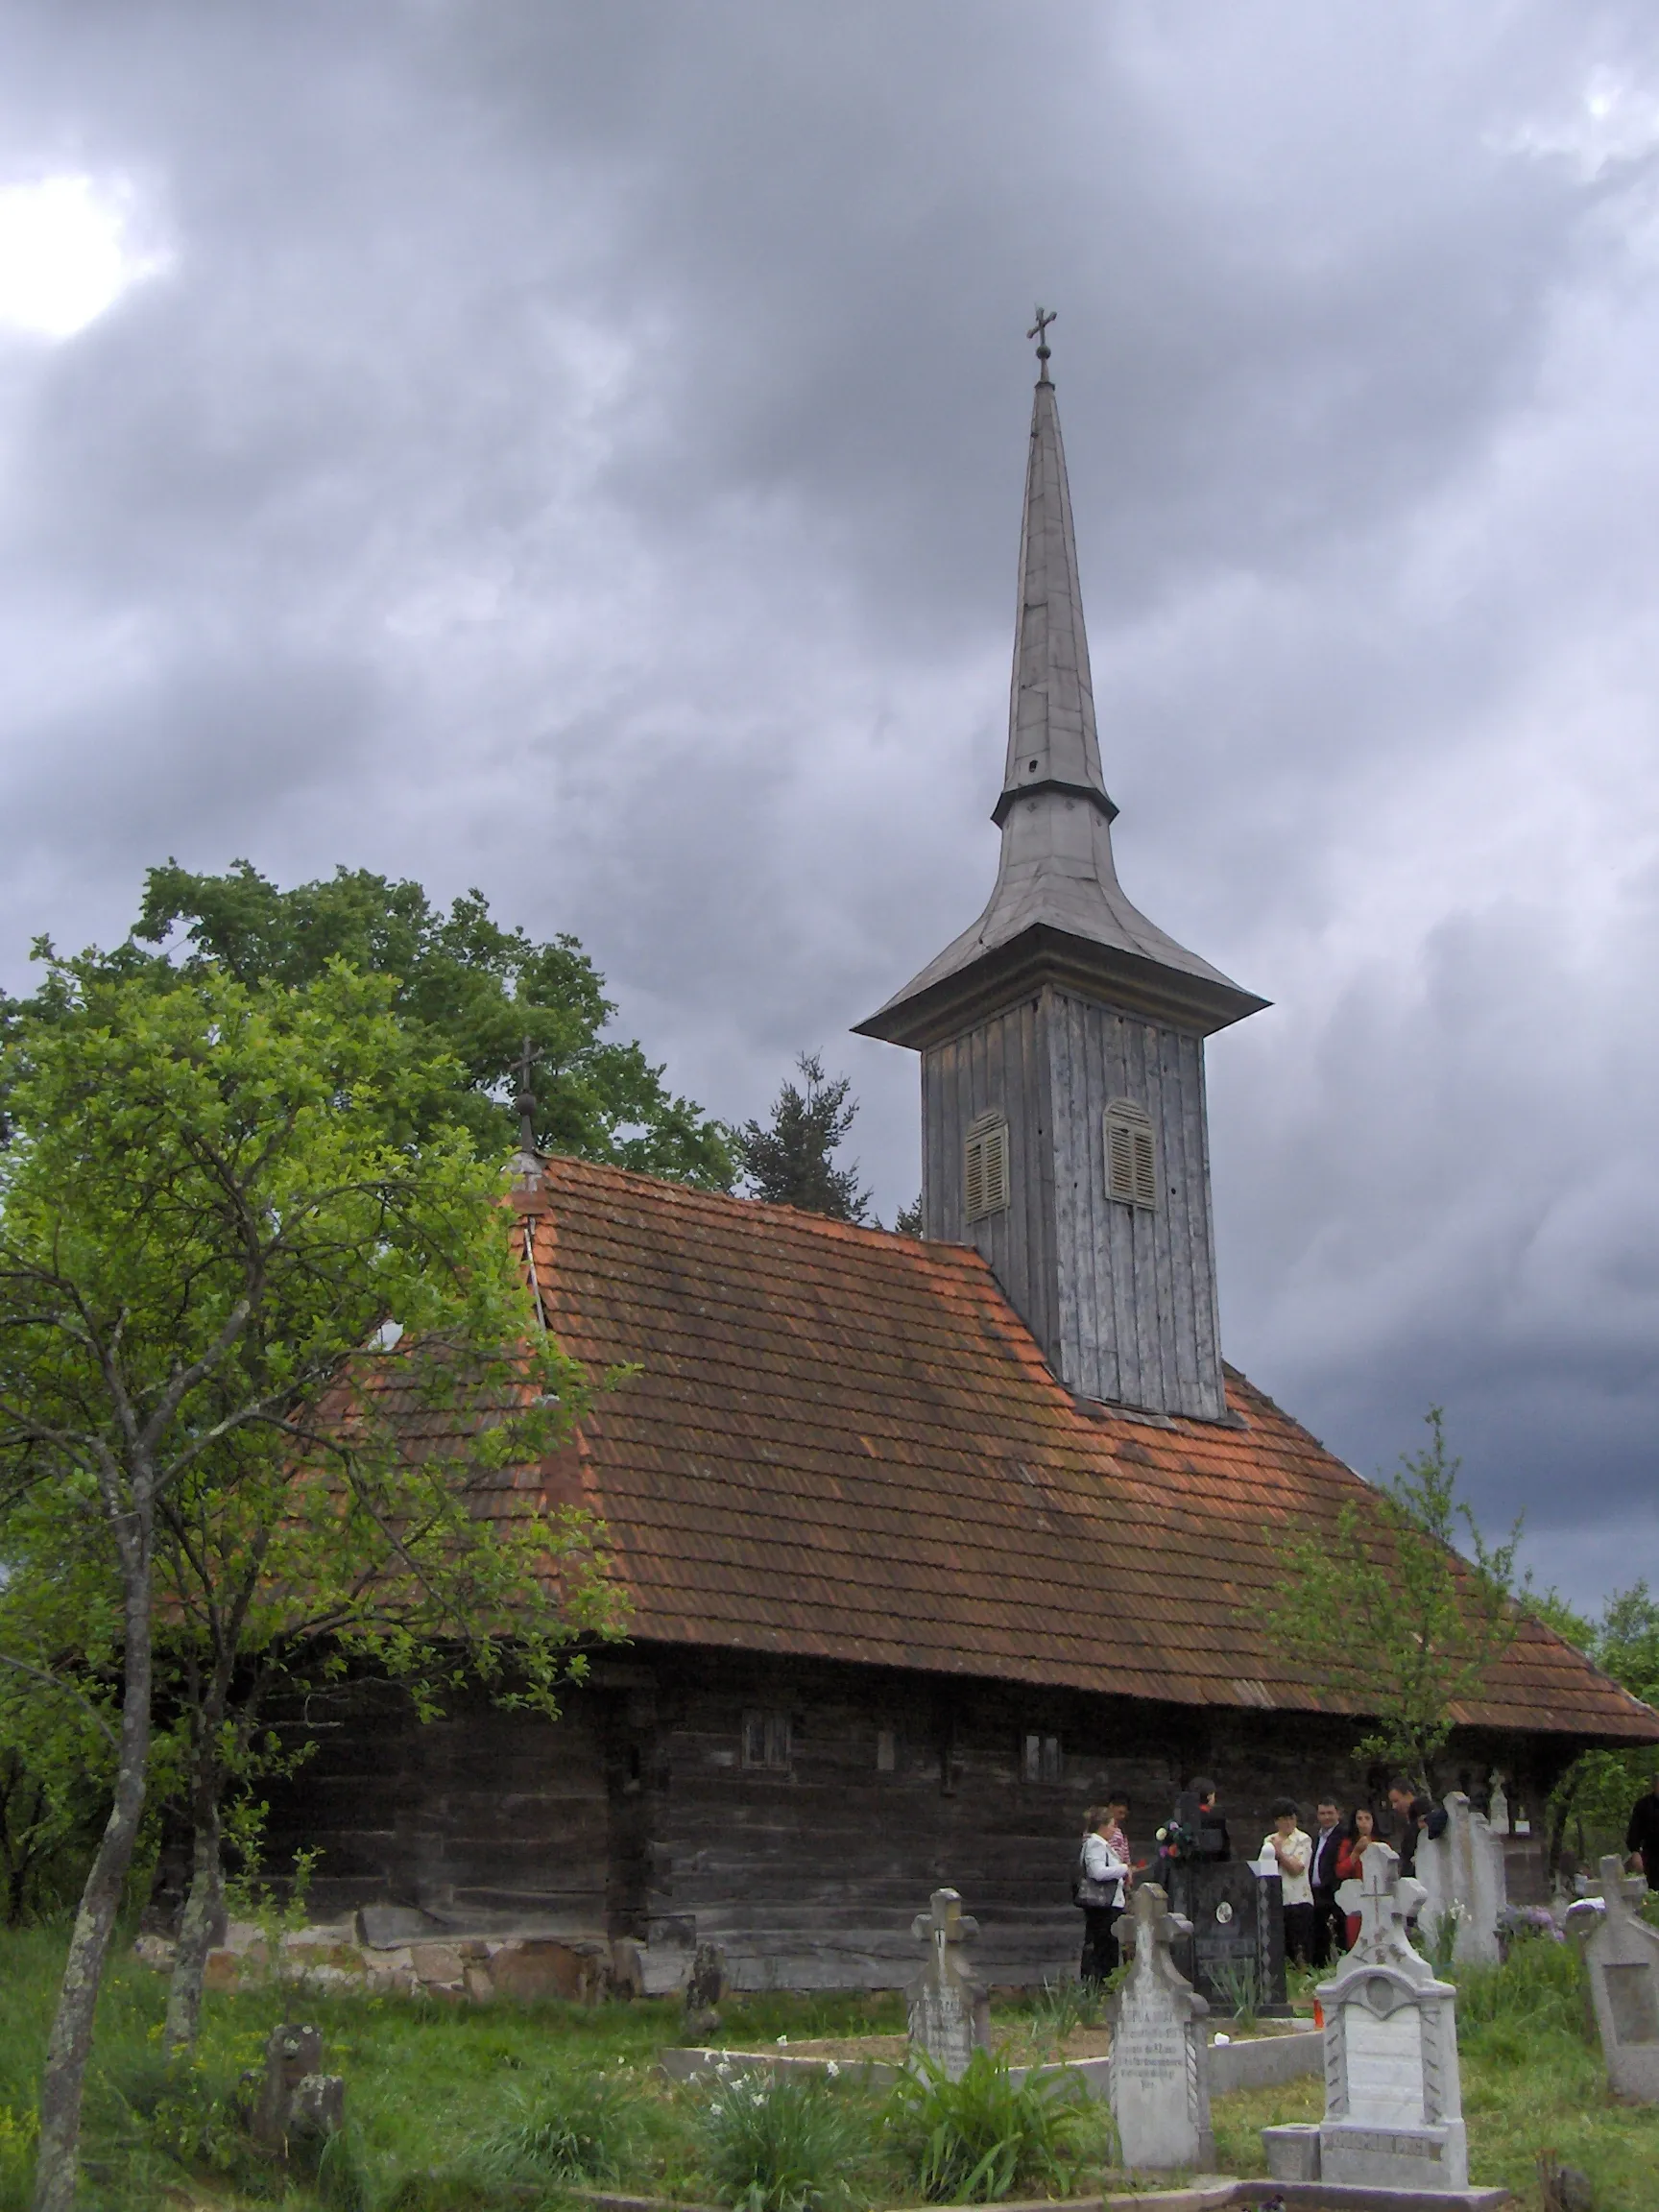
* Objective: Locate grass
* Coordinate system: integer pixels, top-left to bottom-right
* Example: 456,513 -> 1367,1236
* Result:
0,1918 -> 1656,2208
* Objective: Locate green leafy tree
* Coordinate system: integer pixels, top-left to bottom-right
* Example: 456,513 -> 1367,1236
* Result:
2,859 -> 734,1188
1535,1582 -> 1659,1871
0,1605 -> 119,1928
1262,1409 -> 1525,1792
0,962 -> 615,2212
736,1053 -> 871,1222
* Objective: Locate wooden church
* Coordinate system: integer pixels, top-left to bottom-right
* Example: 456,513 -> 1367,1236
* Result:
266,337 -> 1658,1989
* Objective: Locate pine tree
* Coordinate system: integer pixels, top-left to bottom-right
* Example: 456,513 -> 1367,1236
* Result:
736,1053 -> 871,1222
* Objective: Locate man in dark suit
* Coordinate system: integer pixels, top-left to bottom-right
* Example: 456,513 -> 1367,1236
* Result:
1309,1797 -> 1347,1964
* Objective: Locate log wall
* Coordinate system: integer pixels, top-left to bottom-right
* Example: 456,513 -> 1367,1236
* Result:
261,1647 -> 1561,1983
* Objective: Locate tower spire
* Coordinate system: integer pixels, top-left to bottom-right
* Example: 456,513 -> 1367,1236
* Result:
857,342 -> 1262,1049
853,327 -> 1267,1422
995,319 -> 1115,831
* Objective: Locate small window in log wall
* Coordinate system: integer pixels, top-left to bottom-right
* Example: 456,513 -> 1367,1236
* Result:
965,1112 -> 1010,1222
741,1709 -> 792,1771
1103,1099 -> 1158,1209
876,1727 -> 898,1772
1022,1732 -> 1063,1785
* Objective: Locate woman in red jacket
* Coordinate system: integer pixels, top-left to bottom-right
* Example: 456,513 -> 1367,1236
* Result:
1334,1807 -> 1379,1949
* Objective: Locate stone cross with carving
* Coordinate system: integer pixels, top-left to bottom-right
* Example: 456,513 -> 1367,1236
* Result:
1121,1878 -> 1187,1962
1336,1840 -> 1427,1965
913,1887 -> 978,1951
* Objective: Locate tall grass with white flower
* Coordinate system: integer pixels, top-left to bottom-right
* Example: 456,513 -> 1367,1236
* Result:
698,2061 -> 873,2212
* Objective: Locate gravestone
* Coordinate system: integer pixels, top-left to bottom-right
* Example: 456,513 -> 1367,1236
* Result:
1165,1859 -> 1288,2016
1487,1772 -> 1510,1837
1262,1841 -> 1467,2192
251,2023 -> 345,2150
906,1888 -> 989,2080
1565,1855 -> 1659,2101
1108,1884 -> 1214,2174
684,1941 -> 727,2039
1416,1791 -> 1506,1965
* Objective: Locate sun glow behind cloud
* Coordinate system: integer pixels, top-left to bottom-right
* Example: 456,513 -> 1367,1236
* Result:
0,173 -> 166,339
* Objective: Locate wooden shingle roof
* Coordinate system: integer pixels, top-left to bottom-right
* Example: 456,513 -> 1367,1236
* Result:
508,1155 -> 1655,1744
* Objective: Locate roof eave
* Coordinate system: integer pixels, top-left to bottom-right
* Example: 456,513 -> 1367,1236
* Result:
854,922 -> 1270,1050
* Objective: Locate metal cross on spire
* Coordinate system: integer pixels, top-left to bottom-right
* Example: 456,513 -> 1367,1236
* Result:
1027,304 -> 1056,382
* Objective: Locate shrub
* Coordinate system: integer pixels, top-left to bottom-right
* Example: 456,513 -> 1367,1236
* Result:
475,2061 -> 645,2185
1209,1956 -> 1260,2030
884,2049 -> 1092,2203
698,2062 -> 870,2212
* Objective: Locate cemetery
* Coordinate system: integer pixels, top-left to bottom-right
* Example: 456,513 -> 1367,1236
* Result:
0,1840 -> 1638,2209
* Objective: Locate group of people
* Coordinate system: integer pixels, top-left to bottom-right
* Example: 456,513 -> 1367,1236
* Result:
1076,1776 -> 1450,1984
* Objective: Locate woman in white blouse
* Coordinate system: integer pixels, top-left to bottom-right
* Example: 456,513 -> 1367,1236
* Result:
1077,1802 -> 1132,1985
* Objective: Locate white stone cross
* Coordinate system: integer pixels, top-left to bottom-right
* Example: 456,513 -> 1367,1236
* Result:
912,1887 -> 978,1950
1589,1854 -> 1649,1926
1336,1841 -> 1427,1964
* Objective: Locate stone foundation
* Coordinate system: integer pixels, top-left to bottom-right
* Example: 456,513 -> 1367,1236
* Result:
133,1918 -> 645,2005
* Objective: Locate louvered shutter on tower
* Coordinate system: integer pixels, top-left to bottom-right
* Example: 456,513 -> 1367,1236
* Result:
1104,1100 -> 1158,1209
965,1113 -> 1009,1222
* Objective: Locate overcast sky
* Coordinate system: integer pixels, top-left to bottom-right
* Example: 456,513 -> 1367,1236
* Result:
2,2 -> 1657,1608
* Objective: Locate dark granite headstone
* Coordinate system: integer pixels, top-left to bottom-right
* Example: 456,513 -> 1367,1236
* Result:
1165,1861 -> 1288,2016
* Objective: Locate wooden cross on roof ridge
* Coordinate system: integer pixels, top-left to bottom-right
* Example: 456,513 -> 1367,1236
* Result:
912,1887 -> 978,1946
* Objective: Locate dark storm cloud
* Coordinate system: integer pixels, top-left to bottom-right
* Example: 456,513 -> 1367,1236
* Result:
2,1 -> 1658,1599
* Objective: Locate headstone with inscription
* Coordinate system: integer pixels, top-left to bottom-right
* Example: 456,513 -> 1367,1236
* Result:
1108,1883 -> 1214,2174
906,1888 -> 990,2081
1416,1791 -> 1506,1966
1263,1841 -> 1467,2192
1165,1859 -> 1288,2016
1566,1855 -> 1659,2102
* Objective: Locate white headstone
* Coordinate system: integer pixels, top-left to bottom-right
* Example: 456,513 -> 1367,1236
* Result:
1416,1791 -> 1505,1966
1566,1856 -> 1659,2103
1266,1841 -> 1468,2193
1108,1883 -> 1214,2173
906,1888 -> 990,2081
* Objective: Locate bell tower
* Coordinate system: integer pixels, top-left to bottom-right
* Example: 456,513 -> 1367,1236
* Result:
854,317 -> 1265,1420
